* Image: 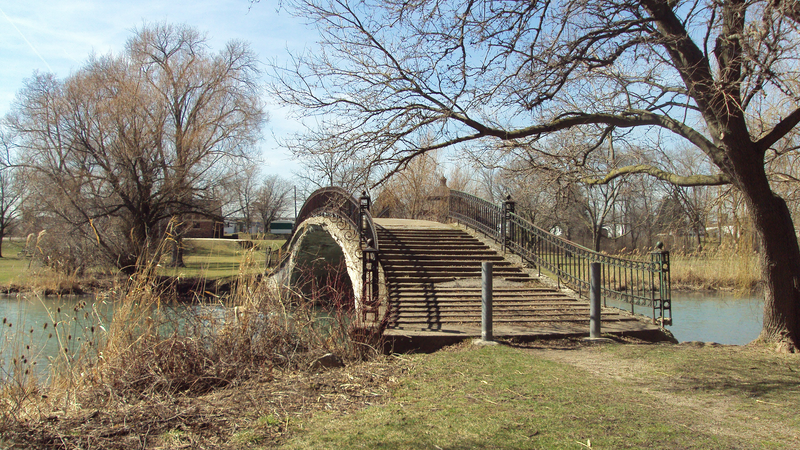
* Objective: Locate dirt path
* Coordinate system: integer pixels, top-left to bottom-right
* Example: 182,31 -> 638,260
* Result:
524,341 -> 800,447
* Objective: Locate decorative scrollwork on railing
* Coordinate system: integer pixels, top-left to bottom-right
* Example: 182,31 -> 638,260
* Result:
447,190 -> 671,325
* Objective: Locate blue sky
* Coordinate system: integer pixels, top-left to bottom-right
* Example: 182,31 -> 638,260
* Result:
0,0 -> 313,177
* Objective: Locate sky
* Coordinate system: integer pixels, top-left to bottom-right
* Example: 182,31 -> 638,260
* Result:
0,0 -> 314,178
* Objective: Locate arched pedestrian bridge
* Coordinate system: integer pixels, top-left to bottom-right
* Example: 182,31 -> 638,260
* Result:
270,187 -> 673,349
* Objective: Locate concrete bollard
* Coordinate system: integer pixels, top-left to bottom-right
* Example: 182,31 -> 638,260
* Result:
589,262 -> 601,338
482,262 -> 493,342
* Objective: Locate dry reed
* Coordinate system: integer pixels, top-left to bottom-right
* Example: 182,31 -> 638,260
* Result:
670,246 -> 761,292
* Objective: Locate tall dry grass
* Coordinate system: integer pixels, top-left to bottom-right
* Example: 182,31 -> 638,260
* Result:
0,242 -> 381,428
670,246 -> 761,292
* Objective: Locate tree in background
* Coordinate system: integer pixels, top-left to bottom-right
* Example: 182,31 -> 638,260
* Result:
272,0 -> 800,350
294,141 -> 372,192
228,162 -> 262,233
0,130 -> 22,258
7,23 -> 264,272
253,174 -> 293,233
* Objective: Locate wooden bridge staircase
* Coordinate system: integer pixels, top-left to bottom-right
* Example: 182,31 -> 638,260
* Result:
376,220 -> 641,334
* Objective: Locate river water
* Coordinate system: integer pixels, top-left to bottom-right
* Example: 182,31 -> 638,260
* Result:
1,291 -> 765,378
665,292 -> 763,345
0,295 -> 117,377
0,295 -> 221,379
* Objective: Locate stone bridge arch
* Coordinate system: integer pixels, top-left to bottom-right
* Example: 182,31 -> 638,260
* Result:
269,187 -> 376,313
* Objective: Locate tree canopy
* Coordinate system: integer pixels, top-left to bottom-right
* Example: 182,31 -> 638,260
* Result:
8,22 -> 265,271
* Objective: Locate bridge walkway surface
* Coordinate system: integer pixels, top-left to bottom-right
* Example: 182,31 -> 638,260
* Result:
375,218 -> 667,352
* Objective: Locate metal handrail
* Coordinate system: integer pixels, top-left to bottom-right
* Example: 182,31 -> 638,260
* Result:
449,190 -> 504,241
448,190 -> 671,324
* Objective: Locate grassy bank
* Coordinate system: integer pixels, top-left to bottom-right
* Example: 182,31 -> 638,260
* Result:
3,338 -> 798,448
158,238 -> 286,279
0,240 -> 32,285
280,341 -> 798,450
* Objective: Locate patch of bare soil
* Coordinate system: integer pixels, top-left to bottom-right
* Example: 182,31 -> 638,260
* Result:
515,338 -> 800,447
1,358 -> 404,449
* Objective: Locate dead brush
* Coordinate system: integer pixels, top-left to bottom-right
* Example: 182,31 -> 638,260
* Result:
0,340 -> 43,430
78,244 -> 382,403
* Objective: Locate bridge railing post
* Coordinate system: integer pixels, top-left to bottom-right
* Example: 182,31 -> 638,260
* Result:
482,262 -> 493,342
362,239 -> 378,320
589,262 -> 601,338
650,242 -> 672,326
359,191 -> 371,246
502,195 -> 516,253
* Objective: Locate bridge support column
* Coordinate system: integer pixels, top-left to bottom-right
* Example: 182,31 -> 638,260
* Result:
482,262 -> 493,342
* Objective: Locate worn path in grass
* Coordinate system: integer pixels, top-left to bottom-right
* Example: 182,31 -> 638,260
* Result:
281,340 -> 800,449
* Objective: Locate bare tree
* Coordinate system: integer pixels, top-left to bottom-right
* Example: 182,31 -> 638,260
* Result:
0,130 -> 22,257
271,0 -> 800,350
227,162 -> 263,233
253,174 -> 292,233
376,152 -> 441,219
294,142 -> 371,192
8,22 -> 265,271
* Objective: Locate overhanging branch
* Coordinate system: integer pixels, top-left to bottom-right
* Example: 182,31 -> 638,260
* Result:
582,164 -> 731,186
757,108 -> 800,153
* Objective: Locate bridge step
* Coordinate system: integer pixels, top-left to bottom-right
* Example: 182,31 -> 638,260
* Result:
380,258 -> 512,266
389,316 -> 638,326
389,295 -> 572,305
380,255 -> 508,263
384,267 -> 519,279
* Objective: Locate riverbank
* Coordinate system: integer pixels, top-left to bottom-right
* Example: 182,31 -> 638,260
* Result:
2,338 -> 797,449
0,237 -> 285,297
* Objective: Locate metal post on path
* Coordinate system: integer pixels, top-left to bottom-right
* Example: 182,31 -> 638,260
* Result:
482,261 -> 493,342
590,262 -> 601,339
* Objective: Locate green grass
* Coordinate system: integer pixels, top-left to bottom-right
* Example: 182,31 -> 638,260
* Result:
278,344 -> 756,449
158,238 -> 286,279
0,240 -> 31,284
0,237 -> 288,288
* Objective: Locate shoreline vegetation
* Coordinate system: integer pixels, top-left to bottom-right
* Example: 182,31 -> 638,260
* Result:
670,248 -> 761,293
1,240 -> 383,448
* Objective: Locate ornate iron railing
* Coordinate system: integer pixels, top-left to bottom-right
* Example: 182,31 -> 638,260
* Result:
288,187 -> 381,319
448,190 -> 671,325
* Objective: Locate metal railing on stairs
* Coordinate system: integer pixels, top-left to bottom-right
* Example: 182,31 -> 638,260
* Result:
448,190 -> 672,325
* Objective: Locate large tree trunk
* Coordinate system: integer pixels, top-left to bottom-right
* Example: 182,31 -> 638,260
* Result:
733,152 -> 800,352
746,191 -> 800,351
